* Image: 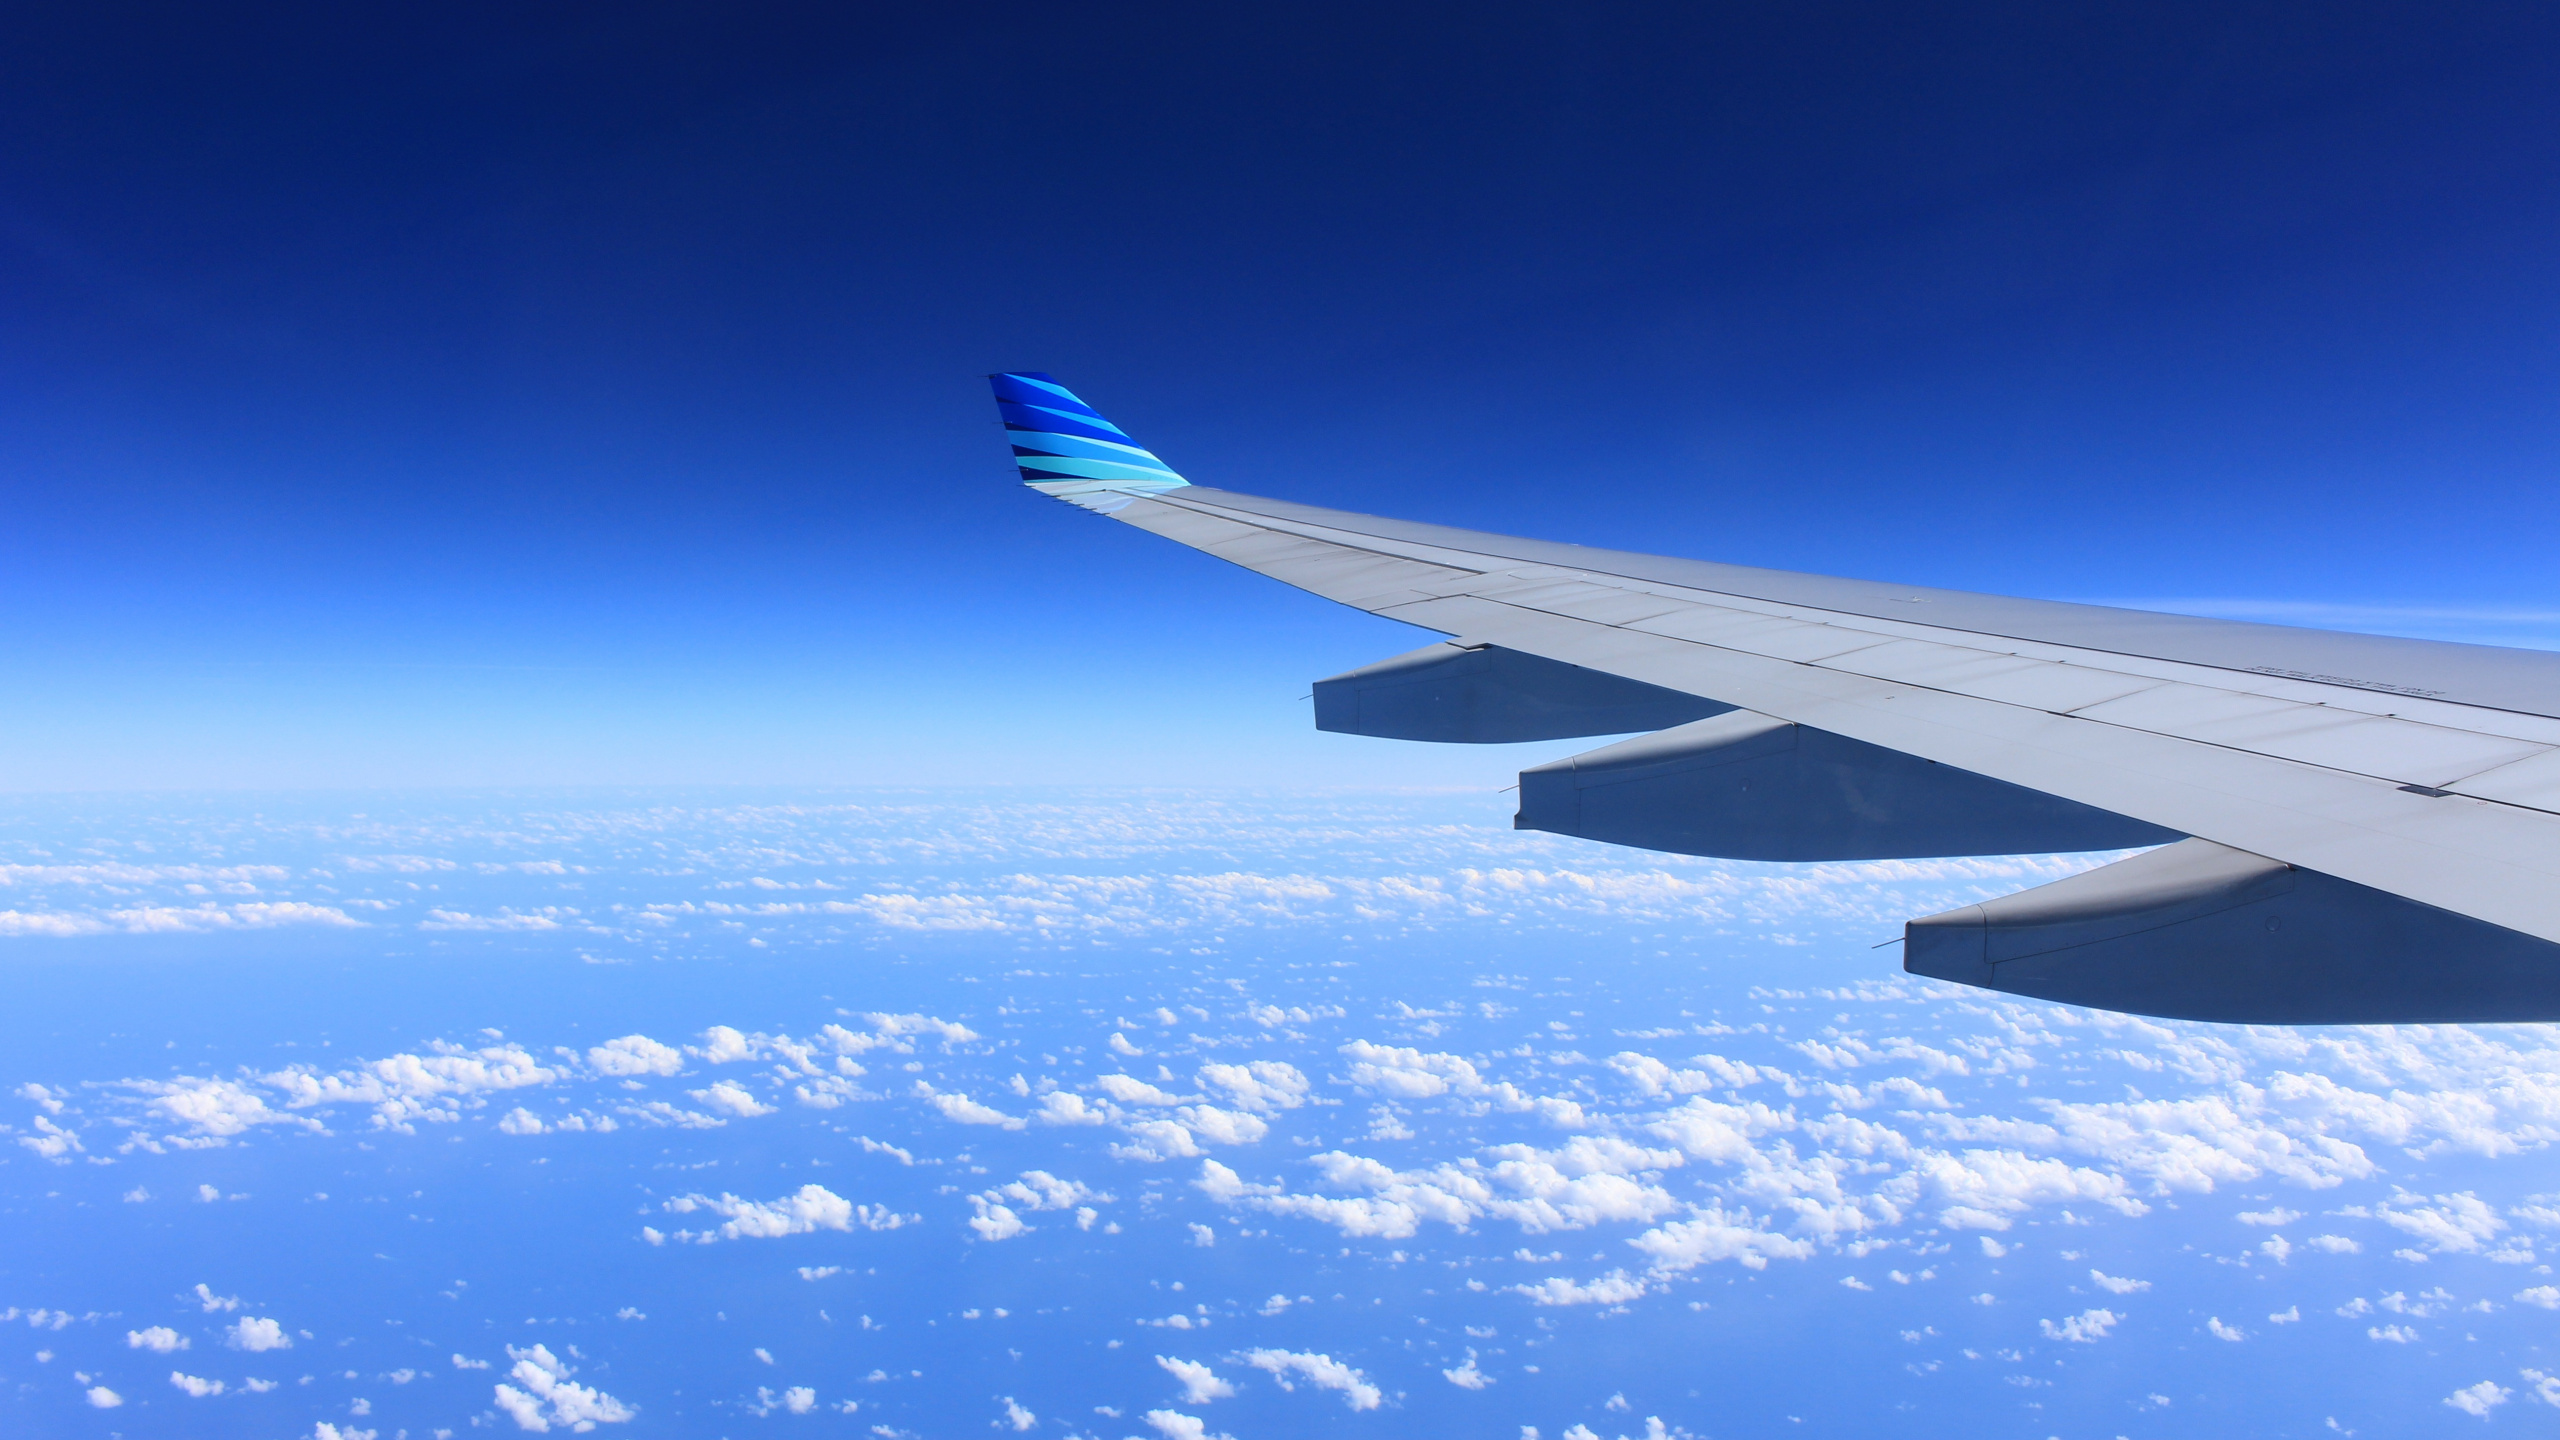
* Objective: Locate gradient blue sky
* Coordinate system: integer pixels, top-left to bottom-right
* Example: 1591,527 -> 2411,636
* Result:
3,3 -> 2556,790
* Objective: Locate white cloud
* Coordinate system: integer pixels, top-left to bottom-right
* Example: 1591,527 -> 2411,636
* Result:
1629,1204 -> 1815,1275
1143,1411 -> 1231,1440
2446,1380 -> 2512,1418
170,1371 -> 224,1396
194,1284 -> 239,1312
1113,1119 -> 1202,1163
969,1203 -> 1026,1242
2040,1309 -> 2119,1343
2368,1192 -> 2506,1256
1442,1349 -> 1494,1389
127,1326 -> 188,1352
1157,1356 -> 1236,1405
999,1396 -> 1034,1430
2090,1271 -> 2149,1294
912,1082 -> 1025,1130
661,1185 -> 911,1241
132,1076 -> 322,1141
865,1013 -> 980,1048
420,907 -> 566,931
1340,1040 -> 1484,1099
1176,1106 -> 1270,1147
587,1036 -> 684,1078
1097,1074 -> 1186,1107
2517,1287 -> 2560,1309
84,1386 -> 121,1408
689,1081 -> 775,1118
1197,1062 -> 1309,1113
226,1316 -> 292,1352
696,1027 -> 760,1064
493,1343 -> 635,1431
1036,1092 -> 1109,1126
2207,1317 -> 2246,1342
1512,1271 -> 1648,1307
256,1042 -> 565,1135
1237,1349 -> 1381,1410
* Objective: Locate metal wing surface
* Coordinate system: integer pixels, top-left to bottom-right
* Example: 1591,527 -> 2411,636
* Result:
988,372 -> 2560,1024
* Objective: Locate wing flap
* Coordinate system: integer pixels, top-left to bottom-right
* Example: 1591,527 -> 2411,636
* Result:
2447,749 -> 2560,813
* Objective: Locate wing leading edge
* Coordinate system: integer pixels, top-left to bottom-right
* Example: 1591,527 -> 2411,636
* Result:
986,373 -> 2560,1023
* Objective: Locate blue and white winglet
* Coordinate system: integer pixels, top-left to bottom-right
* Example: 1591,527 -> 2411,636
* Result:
989,371 -> 1190,513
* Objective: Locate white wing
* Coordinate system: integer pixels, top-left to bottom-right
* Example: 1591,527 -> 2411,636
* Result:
990,373 -> 2560,1023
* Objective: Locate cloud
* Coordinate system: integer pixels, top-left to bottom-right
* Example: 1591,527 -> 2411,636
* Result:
587,1036 -> 684,1077
170,1371 -> 224,1396
493,1343 -> 636,1431
849,1013 -> 979,1050
2040,1309 -> 2120,1343
84,1386 -> 121,1408
2090,1271 -> 2149,1294
999,1396 -> 1035,1430
688,1081 -> 775,1118
661,1185 -> 912,1241
1629,1204 -> 1816,1275
1442,1349 -> 1494,1388
1113,1119 -> 1203,1163
695,1027 -> 760,1064
1236,1349 -> 1381,1410
1340,1040 -> 1485,1099
1143,1411 -> 1231,1440
970,1171 -> 1107,1241
1097,1074 -> 1186,1107
126,1326 -> 188,1352
420,907 -> 567,931
1176,1106 -> 1270,1147
1157,1356 -> 1236,1405
1036,1092 -> 1109,1126
131,1077 -> 323,1141
2445,1380 -> 2512,1418
911,1082 -> 1025,1130
256,1042 -> 566,1134
226,1316 -> 291,1352
6,899 -> 361,936
1198,1061 -> 1310,1113
2364,1192 -> 2506,1256
1512,1271 -> 1649,1307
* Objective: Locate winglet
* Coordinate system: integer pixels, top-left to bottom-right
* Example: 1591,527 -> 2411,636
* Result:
988,372 -> 1190,512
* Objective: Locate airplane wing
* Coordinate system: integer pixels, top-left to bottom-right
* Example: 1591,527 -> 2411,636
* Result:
989,372 -> 2560,1024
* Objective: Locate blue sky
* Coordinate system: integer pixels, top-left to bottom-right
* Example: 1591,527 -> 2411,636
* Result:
3,3 -> 2557,790
15,18 -> 2560,1436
